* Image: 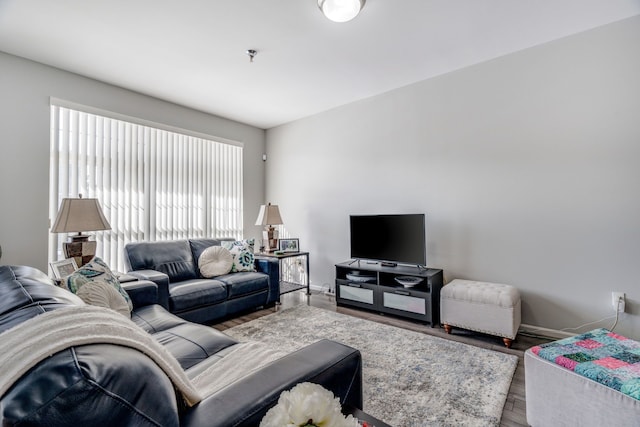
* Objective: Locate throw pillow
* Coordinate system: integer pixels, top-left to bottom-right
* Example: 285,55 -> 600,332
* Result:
198,246 -> 234,278
76,280 -> 131,318
221,239 -> 256,273
65,257 -> 133,313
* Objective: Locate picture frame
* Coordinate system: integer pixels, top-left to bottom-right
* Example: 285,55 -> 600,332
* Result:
50,258 -> 78,279
279,238 -> 300,253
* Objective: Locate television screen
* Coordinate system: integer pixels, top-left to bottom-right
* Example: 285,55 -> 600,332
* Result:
350,214 -> 426,266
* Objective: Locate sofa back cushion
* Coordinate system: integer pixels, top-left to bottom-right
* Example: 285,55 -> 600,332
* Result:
123,240 -> 197,283
189,238 -> 223,262
0,265 -> 84,334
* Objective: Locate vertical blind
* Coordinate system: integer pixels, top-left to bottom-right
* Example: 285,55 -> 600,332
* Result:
49,103 -> 243,272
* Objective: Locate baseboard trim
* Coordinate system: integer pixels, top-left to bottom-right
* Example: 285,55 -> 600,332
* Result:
519,323 -> 575,339
309,283 -> 327,292
307,285 -> 576,340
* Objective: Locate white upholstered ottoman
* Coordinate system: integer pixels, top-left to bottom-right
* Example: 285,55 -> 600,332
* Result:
440,279 -> 521,347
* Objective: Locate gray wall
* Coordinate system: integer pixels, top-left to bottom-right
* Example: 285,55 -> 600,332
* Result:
266,16 -> 640,338
0,52 -> 266,271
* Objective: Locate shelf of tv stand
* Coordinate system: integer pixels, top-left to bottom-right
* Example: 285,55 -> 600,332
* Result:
335,261 -> 444,327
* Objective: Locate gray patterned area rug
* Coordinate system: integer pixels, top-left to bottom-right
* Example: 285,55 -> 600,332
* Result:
225,305 -> 518,427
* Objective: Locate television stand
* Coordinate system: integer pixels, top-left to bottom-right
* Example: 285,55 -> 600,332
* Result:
335,261 -> 444,326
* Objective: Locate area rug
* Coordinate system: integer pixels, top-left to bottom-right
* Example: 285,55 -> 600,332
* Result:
225,305 -> 518,427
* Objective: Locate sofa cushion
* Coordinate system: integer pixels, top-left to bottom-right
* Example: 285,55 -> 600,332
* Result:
124,240 -> 198,283
216,272 -> 269,299
221,239 -> 256,273
198,246 -> 233,278
131,304 -> 186,332
131,305 -> 238,370
169,279 -> 228,313
65,257 -> 133,313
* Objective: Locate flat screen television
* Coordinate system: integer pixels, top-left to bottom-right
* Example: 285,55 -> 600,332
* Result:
350,214 -> 426,266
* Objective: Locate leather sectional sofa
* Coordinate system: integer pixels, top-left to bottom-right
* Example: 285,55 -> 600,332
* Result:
123,238 -> 280,324
0,264 -> 363,426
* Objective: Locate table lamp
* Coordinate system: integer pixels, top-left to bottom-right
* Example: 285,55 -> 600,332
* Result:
51,195 -> 111,267
255,203 -> 283,252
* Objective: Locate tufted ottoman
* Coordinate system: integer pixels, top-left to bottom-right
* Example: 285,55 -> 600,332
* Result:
440,279 -> 521,347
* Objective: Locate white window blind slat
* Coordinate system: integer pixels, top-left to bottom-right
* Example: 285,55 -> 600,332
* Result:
49,104 -> 243,272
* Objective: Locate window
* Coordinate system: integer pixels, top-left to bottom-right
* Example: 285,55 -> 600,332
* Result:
49,101 -> 243,272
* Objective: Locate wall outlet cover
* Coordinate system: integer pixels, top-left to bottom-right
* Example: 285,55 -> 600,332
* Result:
612,292 -> 626,312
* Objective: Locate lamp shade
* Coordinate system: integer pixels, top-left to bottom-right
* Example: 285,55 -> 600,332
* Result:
318,0 -> 365,23
51,197 -> 111,234
255,203 -> 283,226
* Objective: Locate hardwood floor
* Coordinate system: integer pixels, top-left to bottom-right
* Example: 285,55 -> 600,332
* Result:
213,290 -> 550,427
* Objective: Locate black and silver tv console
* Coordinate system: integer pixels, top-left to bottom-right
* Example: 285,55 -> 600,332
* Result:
335,261 -> 444,326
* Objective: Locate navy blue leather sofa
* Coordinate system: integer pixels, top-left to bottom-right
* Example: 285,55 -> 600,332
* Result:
123,238 -> 280,324
0,264 -> 363,426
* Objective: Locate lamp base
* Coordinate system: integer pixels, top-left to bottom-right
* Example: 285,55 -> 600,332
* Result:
263,227 -> 279,252
63,240 -> 96,267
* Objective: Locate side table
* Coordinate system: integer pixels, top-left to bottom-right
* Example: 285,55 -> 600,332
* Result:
255,251 -> 310,299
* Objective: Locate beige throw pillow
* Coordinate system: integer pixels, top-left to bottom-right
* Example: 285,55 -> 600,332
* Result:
199,246 -> 234,278
76,280 -> 131,318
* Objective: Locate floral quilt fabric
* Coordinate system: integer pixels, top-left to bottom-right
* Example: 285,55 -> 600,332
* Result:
531,328 -> 640,400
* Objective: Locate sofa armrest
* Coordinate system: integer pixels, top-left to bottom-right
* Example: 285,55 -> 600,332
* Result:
255,258 -> 280,304
126,269 -> 170,309
180,339 -> 362,427
121,280 -> 158,309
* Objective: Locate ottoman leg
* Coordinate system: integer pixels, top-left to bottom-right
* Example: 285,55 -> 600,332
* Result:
502,337 -> 513,348
443,324 -> 452,334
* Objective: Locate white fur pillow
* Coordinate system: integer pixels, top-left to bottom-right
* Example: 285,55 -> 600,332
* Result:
199,246 -> 234,278
76,279 -> 131,318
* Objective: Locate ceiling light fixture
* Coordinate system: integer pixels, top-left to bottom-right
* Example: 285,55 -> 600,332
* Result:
318,0 -> 365,23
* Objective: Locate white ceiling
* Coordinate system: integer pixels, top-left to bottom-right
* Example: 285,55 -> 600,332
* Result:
1,1 -> 639,129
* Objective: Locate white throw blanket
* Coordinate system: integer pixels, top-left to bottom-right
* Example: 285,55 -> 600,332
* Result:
0,306 -> 287,407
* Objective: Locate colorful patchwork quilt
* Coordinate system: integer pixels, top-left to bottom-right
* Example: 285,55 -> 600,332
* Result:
531,328 -> 640,400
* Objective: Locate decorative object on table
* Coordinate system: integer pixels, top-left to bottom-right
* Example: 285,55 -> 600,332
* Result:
50,258 -> 78,279
221,239 -> 257,272
317,0 -> 365,23
394,276 -> 423,288
345,271 -> 375,283
260,382 -> 358,427
255,203 -> 283,252
228,305 -> 518,427
279,238 -> 299,253
51,194 -> 111,267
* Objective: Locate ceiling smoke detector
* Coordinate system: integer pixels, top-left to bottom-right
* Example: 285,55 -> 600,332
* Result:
246,49 -> 257,62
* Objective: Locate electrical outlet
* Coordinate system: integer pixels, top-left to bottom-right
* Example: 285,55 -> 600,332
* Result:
612,292 -> 626,313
